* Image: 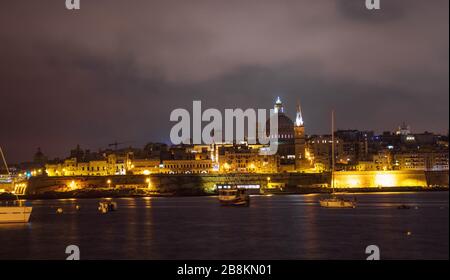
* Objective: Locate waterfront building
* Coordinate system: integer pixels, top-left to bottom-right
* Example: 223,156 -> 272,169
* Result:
161,159 -> 214,174
127,159 -> 161,175
371,149 -> 394,170
45,154 -> 128,176
355,149 -> 393,171
394,151 -> 449,171
335,130 -> 372,163
307,135 -> 344,171
218,147 -> 279,173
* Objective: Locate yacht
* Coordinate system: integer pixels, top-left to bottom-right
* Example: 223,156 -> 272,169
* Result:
0,193 -> 32,223
319,110 -> 357,209
0,146 -> 32,223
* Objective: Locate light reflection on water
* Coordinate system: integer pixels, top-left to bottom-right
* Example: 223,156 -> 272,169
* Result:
0,192 -> 448,260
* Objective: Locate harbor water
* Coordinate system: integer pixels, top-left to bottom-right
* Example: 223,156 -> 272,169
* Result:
0,192 -> 448,260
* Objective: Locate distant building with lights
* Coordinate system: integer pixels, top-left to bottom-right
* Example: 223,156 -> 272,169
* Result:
396,122 -> 411,136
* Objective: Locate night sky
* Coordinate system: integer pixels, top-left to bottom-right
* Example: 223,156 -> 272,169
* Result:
1,0 -> 448,163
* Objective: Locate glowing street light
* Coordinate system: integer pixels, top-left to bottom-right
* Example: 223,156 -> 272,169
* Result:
69,180 -> 77,190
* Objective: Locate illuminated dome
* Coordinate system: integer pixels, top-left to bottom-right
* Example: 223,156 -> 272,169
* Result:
266,112 -> 294,142
265,97 -> 295,160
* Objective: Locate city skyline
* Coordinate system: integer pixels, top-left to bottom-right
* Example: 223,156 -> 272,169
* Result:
2,96 -> 448,164
3,100 -> 448,165
1,0 -> 448,162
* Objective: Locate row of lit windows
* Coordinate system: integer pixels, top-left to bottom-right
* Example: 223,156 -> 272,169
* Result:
310,140 -> 340,144
165,164 -> 211,169
166,170 -> 209,174
269,134 -> 294,139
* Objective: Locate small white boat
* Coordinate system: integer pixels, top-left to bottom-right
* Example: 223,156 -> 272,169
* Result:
0,196 -> 32,223
319,196 -> 356,208
0,147 -> 32,223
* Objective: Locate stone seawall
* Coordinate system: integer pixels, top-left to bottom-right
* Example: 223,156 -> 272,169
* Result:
26,172 -> 329,195
25,170 -> 448,196
333,170 -> 429,188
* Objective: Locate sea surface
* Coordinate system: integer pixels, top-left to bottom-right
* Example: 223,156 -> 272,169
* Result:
0,192 -> 448,260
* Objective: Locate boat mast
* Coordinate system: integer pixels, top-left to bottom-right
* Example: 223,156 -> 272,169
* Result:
331,110 -> 335,191
0,146 -> 10,175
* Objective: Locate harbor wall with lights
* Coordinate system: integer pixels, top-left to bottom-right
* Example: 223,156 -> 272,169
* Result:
21,170 -> 448,196
333,170 -> 429,188
25,173 -> 329,195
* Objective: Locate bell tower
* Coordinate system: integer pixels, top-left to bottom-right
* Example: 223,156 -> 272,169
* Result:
294,101 -> 307,170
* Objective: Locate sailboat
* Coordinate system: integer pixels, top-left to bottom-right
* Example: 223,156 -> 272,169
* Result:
319,111 -> 356,208
0,146 -> 32,223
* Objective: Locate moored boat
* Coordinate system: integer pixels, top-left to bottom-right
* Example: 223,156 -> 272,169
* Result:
0,193 -> 32,223
319,110 -> 357,209
0,146 -> 32,223
218,188 -> 250,207
319,195 -> 356,208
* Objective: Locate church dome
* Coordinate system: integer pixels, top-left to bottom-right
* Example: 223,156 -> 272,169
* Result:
266,112 -> 294,142
266,97 -> 295,143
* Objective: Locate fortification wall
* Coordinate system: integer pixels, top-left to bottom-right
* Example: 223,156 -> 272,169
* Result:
25,170 -> 448,195
26,172 -> 329,195
333,170 -> 429,188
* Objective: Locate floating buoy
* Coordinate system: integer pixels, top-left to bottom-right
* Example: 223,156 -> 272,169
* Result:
414,206 -> 419,210
406,231 -> 412,236
56,208 -> 63,214
75,205 -> 81,211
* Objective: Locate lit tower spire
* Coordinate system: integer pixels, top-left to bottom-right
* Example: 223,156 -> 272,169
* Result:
295,101 -> 304,127
294,99 -> 307,170
274,96 -> 284,113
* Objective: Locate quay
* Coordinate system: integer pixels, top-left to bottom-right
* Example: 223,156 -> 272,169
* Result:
18,170 -> 449,199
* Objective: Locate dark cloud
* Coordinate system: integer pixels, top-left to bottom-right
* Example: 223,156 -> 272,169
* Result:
0,0 -> 448,163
